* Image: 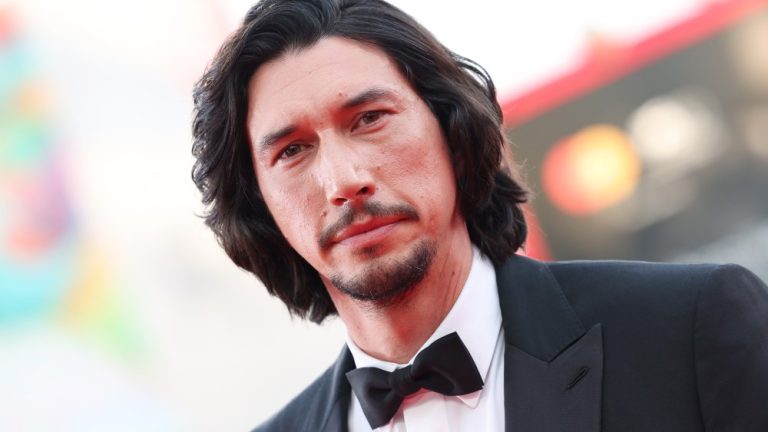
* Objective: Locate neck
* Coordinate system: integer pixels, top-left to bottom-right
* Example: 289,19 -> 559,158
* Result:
328,225 -> 474,364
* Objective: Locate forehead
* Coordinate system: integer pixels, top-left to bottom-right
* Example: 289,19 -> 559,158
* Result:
246,37 -> 413,131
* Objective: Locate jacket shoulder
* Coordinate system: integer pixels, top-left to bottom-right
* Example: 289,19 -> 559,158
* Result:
547,259 -> 722,286
252,347 -> 354,432
546,259 -> 729,305
690,264 -> 768,430
252,364 -> 334,432
541,260 -> 765,343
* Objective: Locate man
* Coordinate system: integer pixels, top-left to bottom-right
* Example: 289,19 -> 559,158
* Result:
191,0 -> 768,430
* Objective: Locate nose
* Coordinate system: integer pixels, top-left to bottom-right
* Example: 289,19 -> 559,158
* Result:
318,137 -> 376,207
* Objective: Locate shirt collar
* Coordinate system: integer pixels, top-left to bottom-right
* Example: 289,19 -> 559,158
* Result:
346,246 -> 502,408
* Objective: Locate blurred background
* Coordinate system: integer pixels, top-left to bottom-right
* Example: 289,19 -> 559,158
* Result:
1,0 -> 766,430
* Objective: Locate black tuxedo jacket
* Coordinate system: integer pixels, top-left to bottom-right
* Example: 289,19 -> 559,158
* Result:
255,255 -> 768,431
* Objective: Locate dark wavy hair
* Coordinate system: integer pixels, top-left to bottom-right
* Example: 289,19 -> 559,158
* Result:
191,0 -> 529,323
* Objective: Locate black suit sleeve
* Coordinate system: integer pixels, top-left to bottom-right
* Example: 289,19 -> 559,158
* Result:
694,264 -> 768,431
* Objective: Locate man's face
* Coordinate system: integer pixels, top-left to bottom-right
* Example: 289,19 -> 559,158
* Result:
247,37 -> 464,302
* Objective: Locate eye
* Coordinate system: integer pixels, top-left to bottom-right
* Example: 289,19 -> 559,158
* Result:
360,111 -> 383,125
277,143 -> 306,161
353,110 -> 385,131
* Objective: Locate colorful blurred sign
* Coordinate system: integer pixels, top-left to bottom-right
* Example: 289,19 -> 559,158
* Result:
1,8 -> 175,431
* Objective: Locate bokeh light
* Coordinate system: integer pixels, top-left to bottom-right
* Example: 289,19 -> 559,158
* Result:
542,124 -> 641,216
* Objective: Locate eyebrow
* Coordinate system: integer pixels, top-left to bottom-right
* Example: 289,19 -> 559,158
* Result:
257,124 -> 296,153
256,87 -> 398,153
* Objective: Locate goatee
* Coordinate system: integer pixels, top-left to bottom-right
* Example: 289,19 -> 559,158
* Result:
330,240 -> 436,307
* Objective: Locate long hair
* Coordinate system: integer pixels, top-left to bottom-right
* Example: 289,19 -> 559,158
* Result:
191,0 -> 528,323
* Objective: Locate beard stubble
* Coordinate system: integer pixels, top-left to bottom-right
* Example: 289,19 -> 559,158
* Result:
329,239 -> 437,307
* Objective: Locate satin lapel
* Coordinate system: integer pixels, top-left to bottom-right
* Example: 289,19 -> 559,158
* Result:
497,255 -> 603,432
319,347 -> 355,432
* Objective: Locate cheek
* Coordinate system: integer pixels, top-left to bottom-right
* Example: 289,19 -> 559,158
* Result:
379,129 -> 451,184
260,180 -> 312,243
376,136 -> 457,220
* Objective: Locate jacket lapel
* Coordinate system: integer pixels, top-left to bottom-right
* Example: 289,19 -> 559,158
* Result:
319,347 -> 355,432
497,255 -> 603,432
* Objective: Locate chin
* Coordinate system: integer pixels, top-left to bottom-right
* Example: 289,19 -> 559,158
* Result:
329,239 -> 436,306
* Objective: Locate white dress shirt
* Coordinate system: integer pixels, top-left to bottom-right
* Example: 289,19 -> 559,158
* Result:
346,247 -> 505,431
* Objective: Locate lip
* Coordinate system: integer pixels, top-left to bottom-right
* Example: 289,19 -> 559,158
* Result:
333,216 -> 405,248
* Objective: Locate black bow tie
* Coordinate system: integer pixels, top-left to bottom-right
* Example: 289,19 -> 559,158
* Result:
346,332 -> 484,429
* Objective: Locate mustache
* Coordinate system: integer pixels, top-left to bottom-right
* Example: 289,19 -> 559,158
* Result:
318,201 -> 418,250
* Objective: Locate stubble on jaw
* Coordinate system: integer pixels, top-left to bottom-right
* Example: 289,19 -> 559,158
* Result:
329,239 -> 437,308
